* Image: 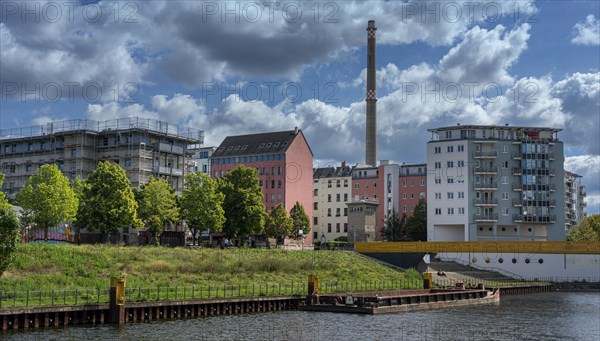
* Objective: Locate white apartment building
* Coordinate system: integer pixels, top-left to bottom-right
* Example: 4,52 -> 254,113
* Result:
427,125 -> 565,241
564,171 -> 587,231
313,163 -> 353,242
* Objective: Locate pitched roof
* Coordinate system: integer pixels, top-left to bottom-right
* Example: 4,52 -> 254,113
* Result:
313,165 -> 353,178
212,130 -> 299,158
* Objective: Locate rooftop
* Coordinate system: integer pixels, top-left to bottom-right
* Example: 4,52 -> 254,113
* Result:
212,129 -> 303,158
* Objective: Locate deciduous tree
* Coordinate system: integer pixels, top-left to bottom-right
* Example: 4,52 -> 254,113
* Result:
16,164 -> 77,239
407,198 -> 427,241
567,214 -> 600,241
382,211 -> 410,242
290,202 -> 310,239
265,204 -> 292,240
78,161 -> 142,242
181,172 -> 225,245
219,165 -> 265,241
138,177 -> 180,245
0,174 -> 20,276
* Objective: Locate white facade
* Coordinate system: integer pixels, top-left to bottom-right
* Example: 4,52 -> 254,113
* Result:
381,161 -> 400,219
564,171 -> 586,231
312,165 -> 353,242
427,125 -> 565,242
188,146 -> 216,175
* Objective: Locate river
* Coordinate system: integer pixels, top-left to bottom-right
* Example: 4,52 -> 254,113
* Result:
3,292 -> 599,340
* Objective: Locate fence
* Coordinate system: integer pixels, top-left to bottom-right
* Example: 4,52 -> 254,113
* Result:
0,279 -> 424,310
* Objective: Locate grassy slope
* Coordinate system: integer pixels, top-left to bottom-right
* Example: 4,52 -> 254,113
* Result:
1,244 -> 418,292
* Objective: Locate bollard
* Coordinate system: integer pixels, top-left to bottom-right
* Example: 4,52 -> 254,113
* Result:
307,273 -> 319,306
109,275 -> 126,325
423,273 -> 432,289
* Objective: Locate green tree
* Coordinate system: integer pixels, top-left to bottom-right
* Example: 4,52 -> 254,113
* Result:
407,198 -> 427,241
16,164 -> 78,239
219,165 -> 265,241
0,174 -> 21,276
181,172 -> 225,245
78,161 -> 142,242
290,201 -> 310,239
382,211 -> 410,242
265,204 -> 292,240
138,177 -> 180,245
567,215 -> 600,241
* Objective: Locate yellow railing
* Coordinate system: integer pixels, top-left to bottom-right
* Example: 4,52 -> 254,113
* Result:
354,241 -> 600,255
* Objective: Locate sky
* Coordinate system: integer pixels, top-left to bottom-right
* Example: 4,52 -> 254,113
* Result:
0,0 -> 599,214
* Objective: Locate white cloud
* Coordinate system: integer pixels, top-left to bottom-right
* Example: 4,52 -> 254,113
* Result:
572,15 -> 600,46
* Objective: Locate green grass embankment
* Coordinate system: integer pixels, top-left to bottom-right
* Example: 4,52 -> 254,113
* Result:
1,244 -> 420,293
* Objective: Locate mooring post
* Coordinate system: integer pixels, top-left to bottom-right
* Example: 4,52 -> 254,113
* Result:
109,275 -> 126,325
307,273 -> 319,306
423,272 -> 432,289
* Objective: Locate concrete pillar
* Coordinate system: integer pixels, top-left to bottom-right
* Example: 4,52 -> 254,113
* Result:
109,275 -> 126,325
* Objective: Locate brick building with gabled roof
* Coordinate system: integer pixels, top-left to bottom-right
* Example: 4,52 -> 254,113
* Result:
211,128 -> 314,244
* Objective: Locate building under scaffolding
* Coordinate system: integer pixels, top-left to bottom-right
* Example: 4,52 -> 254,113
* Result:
0,117 -> 203,197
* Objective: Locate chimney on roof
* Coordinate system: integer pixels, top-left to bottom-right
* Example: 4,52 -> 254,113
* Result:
294,126 -> 299,135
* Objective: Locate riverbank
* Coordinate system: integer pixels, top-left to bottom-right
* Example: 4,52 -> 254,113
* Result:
0,244 -> 421,292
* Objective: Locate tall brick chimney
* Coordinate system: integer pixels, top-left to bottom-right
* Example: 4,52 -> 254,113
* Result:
365,20 -> 377,166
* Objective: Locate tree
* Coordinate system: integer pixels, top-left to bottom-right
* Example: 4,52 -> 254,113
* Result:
219,165 -> 265,241
382,211 -> 410,242
16,164 -> 78,239
567,215 -> 600,241
290,201 -> 310,239
407,198 -> 427,241
138,177 -> 180,245
0,174 -> 20,276
78,161 -> 142,241
265,204 -> 292,240
181,172 -> 225,246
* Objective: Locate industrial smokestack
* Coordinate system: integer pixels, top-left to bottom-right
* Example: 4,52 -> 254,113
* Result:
365,20 -> 377,167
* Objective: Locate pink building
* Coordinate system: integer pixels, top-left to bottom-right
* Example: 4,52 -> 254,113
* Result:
351,165 -> 384,240
398,163 -> 427,217
211,128 -> 314,244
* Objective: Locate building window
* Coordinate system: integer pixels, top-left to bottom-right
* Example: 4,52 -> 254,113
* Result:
71,148 -> 77,157
502,176 -> 508,184
434,162 -> 441,169
328,180 -> 332,188
458,207 -> 465,215
435,193 -> 441,200
410,180 -> 414,187
448,208 -> 454,215
327,209 -> 331,217
373,182 -> 377,188
420,179 -> 425,186
313,217 -> 318,225
336,223 -> 340,233
434,146 -> 441,154
327,223 -> 332,233
354,183 -> 360,189
502,208 -> 509,216
125,159 -> 132,168
503,161 -> 509,169
435,208 -> 441,215
458,192 -> 464,199
458,145 -> 464,152
278,180 -> 282,189
410,193 -> 414,199
271,180 -> 275,188
344,193 -> 348,202
277,193 -> 282,202
447,178 -> 454,184
314,202 -> 318,210
336,208 -> 341,216
502,145 -> 508,153
271,194 -> 275,202
435,178 -> 441,184
337,180 -> 341,187
344,179 -> 348,187
420,192 -> 425,199
314,189 -> 318,196
344,223 -> 348,233
502,192 -> 509,200
446,131 -> 452,139
271,167 -> 275,175
402,205 -> 407,212
447,161 -> 454,168
448,192 -> 454,200
447,145 -> 454,153
344,208 -> 347,216
328,194 -> 332,202
458,160 -> 464,167
402,180 -> 407,187
336,194 -> 341,202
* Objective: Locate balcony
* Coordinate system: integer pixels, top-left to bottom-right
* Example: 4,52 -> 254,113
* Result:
473,166 -> 498,174
154,166 -> 184,176
512,167 -> 522,175
473,213 -> 498,222
549,152 -> 555,160
474,181 -> 498,190
512,183 -> 522,191
513,214 -> 556,223
512,199 -> 522,207
473,151 -> 497,159
474,198 -> 498,206
512,152 -> 522,160
549,168 -> 556,176
159,143 -> 184,155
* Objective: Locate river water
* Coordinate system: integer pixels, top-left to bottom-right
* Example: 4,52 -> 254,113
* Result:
3,292 -> 599,341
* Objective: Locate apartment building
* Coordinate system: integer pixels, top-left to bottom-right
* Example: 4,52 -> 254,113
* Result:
564,171 -> 587,230
210,128 -> 314,244
188,146 -> 217,175
312,163 -> 353,242
427,125 -> 565,241
0,118 -> 203,196
398,163 -> 427,217
351,164 -> 383,239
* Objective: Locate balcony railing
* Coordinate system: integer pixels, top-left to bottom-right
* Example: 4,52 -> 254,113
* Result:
473,151 -> 498,158
512,167 -> 522,175
473,213 -> 498,222
512,199 -> 522,207
512,183 -> 522,191
512,152 -> 522,160
474,181 -> 498,190
154,166 -> 184,176
513,214 -> 557,223
473,166 -> 498,174
473,198 -> 498,206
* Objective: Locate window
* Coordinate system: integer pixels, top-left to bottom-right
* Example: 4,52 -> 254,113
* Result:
434,146 -> 441,154
447,161 -> 454,168
458,207 -> 465,215
336,208 -> 341,216
327,223 -> 332,233
475,144 -> 481,151
435,178 -> 441,184
434,162 -> 441,169
402,205 -> 407,212
447,192 -> 454,199
278,166 -> 282,175
445,131 -> 452,139
458,145 -> 464,152
278,180 -> 282,189
435,193 -> 441,200
435,208 -> 441,215
313,202 -> 318,210
344,179 -> 348,187
447,145 -> 454,153
447,178 -> 454,184
313,217 -> 318,225
271,180 -> 275,188
314,189 -> 318,196
410,193 -> 414,199
475,176 -> 481,184
71,148 -> 77,157
344,223 -> 348,232
344,208 -> 347,216
328,180 -> 332,188
327,208 -> 332,217
458,192 -> 465,199
502,145 -> 508,153
448,208 -> 454,215
277,193 -> 282,202
502,192 -> 509,200
355,183 -> 360,189
502,161 -> 509,169
420,179 -> 425,186
125,159 -> 132,168
271,167 -> 275,175
410,180 -> 414,187
502,176 -> 508,184
458,160 -> 464,167
271,194 -> 275,202
403,193 -> 407,199
328,194 -> 332,202
502,208 -> 509,216
336,180 -> 341,187
336,223 -> 340,233
402,180 -> 407,187
336,194 -> 341,202
344,193 -> 348,202
420,192 -> 425,199
373,182 -> 377,188
26,164 -> 32,173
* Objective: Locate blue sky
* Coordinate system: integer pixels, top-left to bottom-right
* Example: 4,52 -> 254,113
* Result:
0,0 -> 599,213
